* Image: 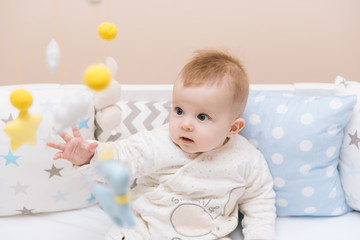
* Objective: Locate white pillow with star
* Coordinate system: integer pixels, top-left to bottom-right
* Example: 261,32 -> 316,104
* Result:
0,84 -> 96,216
335,76 -> 360,211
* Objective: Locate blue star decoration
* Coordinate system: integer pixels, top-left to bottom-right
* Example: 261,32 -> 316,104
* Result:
52,191 -> 68,202
76,118 -> 90,130
40,98 -> 56,114
86,193 -> 96,204
0,150 -> 21,166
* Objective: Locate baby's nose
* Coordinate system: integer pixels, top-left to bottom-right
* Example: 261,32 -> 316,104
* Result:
181,119 -> 194,131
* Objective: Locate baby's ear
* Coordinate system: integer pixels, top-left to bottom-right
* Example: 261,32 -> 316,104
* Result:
227,118 -> 245,138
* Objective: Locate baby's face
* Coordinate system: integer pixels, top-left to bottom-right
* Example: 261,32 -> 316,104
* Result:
169,80 -> 238,154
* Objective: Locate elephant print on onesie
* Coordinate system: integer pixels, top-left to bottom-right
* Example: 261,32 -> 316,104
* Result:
170,187 -> 244,239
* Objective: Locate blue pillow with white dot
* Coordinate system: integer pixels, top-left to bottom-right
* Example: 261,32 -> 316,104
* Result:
241,90 -> 357,216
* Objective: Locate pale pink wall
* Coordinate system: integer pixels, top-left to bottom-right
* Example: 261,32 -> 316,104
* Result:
0,0 -> 359,86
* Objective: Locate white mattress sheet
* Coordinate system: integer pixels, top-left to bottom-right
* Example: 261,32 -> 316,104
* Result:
0,205 -> 359,240
275,211 -> 360,240
231,211 -> 360,240
0,205 -> 112,240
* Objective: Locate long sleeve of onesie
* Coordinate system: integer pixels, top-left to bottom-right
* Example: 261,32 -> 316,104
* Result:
238,149 -> 276,240
82,124 -> 187,183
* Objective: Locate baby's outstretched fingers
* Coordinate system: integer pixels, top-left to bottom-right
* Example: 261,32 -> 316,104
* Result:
72,124 -> 82,138
88,142 -> 99,152
46,141 -> 66,151
53,151 -> 64,160
60,132 -> 73,143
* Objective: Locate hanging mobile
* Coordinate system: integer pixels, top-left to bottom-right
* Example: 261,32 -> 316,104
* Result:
4,89 -> 42,151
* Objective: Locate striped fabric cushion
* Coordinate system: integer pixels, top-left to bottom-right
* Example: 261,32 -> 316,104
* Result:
95,100 -> 171,142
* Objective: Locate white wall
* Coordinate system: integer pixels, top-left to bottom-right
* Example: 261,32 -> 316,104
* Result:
0,0 -> 359,86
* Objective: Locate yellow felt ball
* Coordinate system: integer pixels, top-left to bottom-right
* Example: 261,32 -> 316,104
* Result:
98,22 -> 117,41
84,64 -> 111,90
10,89 -> 33,111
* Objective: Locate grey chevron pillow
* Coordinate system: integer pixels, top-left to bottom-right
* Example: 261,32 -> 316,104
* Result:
95,100 -> 171,142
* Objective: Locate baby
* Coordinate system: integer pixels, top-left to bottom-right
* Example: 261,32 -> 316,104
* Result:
47,50 -> 276,240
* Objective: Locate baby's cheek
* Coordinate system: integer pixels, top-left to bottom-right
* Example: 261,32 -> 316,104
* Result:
199,132 -> 218,148
205,130 -> 227,149
168,121 -> 178,140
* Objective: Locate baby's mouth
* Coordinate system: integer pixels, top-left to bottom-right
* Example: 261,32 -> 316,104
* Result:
180,137 -> 194,144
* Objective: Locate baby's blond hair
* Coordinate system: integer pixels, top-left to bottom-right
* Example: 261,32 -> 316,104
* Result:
178,49 -> 249,117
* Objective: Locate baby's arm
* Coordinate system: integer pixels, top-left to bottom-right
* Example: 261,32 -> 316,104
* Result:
239,150 -> 276,240
47,125 -> 98,166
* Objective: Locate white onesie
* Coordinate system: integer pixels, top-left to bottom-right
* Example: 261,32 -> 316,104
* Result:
81,124 -> 276,240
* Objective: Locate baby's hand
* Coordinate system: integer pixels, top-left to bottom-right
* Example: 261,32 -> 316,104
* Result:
47,125 -> 98,166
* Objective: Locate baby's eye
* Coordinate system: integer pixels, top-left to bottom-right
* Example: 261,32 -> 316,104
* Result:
197,113 -> 209,121
175,107 -> 184,115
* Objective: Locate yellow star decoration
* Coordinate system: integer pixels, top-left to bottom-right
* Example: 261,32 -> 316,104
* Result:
4,89 -> 42,151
